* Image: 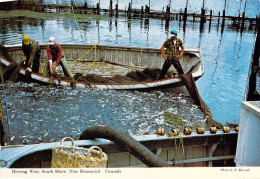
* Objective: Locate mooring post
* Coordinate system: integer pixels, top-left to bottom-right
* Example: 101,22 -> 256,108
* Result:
145,5 -> 150,16
84,0 -> 87,9
223,0 -> 227,17
128,3 -> 132,18
97,2 -> 100,14
242,0 -> 247,20
166,6 -> 170,15
201,0 -> 205,16
246,18 -> 260,100
168,0 -> 171,14
210,10 -> 213,21
109,0 -> 113,15
115,1 -> 119,17
179,9 -> 182,21
184,0 -> 188,17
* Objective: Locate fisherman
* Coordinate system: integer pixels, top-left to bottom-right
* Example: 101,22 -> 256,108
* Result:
158,30 -> 184,80
22,35 -> 41,73
46,37 -> 70,77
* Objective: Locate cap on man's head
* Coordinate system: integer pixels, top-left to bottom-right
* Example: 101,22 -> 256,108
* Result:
170,30 -> 178,36
48,36 -> 55,45
23,35 -> 30,45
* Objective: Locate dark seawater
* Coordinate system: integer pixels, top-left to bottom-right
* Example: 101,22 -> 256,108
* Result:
0,0 -> 259,144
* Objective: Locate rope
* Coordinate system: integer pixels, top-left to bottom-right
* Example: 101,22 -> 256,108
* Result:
84,43 -> 98,76
71,5 -> 84,41
173,136 -> 179,165
179,135 -> 185,166
68,43 -> 97,65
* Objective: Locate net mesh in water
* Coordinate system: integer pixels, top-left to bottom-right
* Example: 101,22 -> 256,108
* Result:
72,68 -> 168,84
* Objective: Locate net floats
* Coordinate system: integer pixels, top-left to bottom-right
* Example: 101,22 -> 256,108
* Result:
210,127 -> 217,134
172,128 -> 180,136
223,126 -> 230,133
157,127 -> 165,135
196,127 -> 205,134
183,128 -> 192,135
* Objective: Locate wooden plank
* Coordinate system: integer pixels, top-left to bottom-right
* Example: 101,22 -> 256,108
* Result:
190,145 -> 205,167
107,152 -> 130,167
129,154 -> 144,166
184,146 -> 193,167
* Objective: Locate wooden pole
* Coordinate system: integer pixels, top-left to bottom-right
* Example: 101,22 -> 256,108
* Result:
116,0 -> 119,17
185,0 -> 188,16
186,0 -> 188,9
243,0 -> 247,18
246,18 -> 260,100
201,0 -> 205,16
223,0 -> 227,17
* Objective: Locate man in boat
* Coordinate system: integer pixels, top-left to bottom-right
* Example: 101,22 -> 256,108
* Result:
158,30 -> 184,80
46,37 -> 71,77
22,35 -> 41,73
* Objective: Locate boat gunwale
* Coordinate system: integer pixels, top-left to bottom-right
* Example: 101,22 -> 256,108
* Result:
1,44 -> 204,89
0,131 -> 237,168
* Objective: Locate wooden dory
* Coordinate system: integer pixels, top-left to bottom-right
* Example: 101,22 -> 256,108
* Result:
0,44 -> 204,90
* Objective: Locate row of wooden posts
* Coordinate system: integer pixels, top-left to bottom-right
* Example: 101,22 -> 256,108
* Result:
0,0 -> 257,24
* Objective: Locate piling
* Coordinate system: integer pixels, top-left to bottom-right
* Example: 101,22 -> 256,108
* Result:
115,3 -> 118,17
109,0 -> 113,16
246,18 -> 260,101
0,0 -> 257,28
223,0 -> 227,17
127,3 -> 132,18
141,6 -> 144,18
210,10 -> 213,21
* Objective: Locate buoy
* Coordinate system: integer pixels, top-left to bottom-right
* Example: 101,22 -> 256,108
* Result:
171,128 -> 180,136
235,127 -> 239,132
157,127 -> 165,135
183,128 -> 192,135
143,131 -> 150,135
210,127 -> 217,134
223,126 -> 230,133
196,127 -> 205,134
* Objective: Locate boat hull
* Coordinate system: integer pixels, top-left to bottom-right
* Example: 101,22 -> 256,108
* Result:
1,131 -> 237,168
0,44 -> 204,90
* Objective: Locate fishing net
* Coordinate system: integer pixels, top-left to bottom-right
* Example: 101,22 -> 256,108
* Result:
0,43 -> 222,128
72,68 -> 169,84
179,73 -> 223,129
0,44 -> 23,82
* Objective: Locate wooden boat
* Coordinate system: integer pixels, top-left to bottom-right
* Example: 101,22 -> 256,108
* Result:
0,44 -> 204,90
0,126 -> 237,168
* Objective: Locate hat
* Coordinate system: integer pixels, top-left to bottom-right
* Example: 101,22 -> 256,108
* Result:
23,35 -> 30,45
48,36 -> 55,45
170,30 -> 178,37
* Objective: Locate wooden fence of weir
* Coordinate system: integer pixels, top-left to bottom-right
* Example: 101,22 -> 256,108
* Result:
0,0 -> 259,28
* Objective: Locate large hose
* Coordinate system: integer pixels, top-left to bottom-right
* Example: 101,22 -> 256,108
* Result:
79,126 -> 171,167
